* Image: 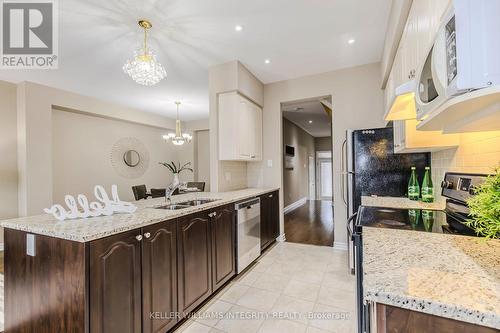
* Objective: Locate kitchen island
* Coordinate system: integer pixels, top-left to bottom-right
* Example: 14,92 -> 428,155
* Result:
363,227 -> 500,331
1,188 -> 280,333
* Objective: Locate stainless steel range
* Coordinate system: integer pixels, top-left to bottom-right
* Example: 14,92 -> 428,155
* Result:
348,172 -> 490,333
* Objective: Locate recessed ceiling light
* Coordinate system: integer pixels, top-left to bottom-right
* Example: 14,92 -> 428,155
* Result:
264,59 -> 271,64
235,25 -> 243,31
308,120 -> 313,124
348,39 -> 356,44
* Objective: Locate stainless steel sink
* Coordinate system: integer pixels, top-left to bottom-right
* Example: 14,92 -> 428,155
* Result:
177,199 -> 220,206
155,204 -> 191,210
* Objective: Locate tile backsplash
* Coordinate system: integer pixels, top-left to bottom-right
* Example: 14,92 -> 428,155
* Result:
431,131 -> 500,201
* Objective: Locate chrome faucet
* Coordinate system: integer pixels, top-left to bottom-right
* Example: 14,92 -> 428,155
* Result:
165,182 -> 182,203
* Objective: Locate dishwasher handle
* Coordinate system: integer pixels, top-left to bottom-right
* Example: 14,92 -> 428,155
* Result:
235,198 -> 261,210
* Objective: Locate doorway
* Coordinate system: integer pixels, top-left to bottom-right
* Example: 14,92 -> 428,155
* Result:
317,151 -> 333,200
281,96 -> 334,246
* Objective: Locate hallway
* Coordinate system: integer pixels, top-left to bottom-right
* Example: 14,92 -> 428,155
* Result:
284,200 -> 334,247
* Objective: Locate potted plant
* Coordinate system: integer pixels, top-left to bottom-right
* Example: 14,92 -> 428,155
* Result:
465,168 -> 500,239
159,161 -> 193,188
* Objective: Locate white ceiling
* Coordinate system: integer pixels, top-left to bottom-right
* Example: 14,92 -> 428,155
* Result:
0,0 -> 392,120
283,99 -> 331,137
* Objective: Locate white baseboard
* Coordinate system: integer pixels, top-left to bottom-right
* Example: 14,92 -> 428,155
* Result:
284,197 -> 307,214
276,233 -> 286,242
333,241 -> 348,251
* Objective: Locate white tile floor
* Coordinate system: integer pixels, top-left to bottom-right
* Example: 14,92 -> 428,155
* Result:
175,242 -> 356,333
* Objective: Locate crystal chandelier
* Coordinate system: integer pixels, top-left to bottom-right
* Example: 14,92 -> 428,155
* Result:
163,102 -> 192,145
123,20 -> 166,86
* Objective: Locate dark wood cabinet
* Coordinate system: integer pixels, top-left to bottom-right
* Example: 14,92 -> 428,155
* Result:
177,204 -> 236,315
90,229 -> 143,333
90,221 -> 178,333
211,205 -> 236,291
6,201 -> 238,333
177,211 -> 213,315
260,190 -> 280,250
376,304 -> 498,333
142,221 -> 178,333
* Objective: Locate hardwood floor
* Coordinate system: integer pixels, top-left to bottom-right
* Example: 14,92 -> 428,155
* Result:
284,200 -> 334,247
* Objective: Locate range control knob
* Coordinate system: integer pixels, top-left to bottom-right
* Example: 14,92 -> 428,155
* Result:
468,186 -> 476,195
441,180 -> 453,189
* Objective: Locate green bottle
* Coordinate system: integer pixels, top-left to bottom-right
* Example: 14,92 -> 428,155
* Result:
408,167 -> 420,201
421,167 -> 434,203
408,209 -> 420,230
422,210 -> 435,232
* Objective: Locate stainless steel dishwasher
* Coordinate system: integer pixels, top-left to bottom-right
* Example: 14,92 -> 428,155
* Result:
235,197 -> 261,273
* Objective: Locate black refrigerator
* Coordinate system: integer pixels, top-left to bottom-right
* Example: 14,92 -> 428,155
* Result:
343,127 -> 430,273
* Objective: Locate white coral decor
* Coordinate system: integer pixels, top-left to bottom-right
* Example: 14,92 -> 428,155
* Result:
44,185 -> 138,221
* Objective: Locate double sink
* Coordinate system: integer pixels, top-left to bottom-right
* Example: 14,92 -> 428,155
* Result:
155,199 -> 220,210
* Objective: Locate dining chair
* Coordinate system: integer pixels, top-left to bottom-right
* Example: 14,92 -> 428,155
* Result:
187,182 -> 206,192
132,185 -> 148,200
150,188 -> 166,198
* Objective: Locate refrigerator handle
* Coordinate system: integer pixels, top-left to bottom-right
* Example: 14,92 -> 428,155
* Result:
341,139 -> 347,205
346,212 -> 357,239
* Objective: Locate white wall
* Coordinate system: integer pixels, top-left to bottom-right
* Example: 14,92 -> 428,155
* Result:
260,63 -> 386,248
282,118 -> 315,207
52,109 -> 194,203
0,81 -> 18,244
195,130 -> 211,191
16,81 -> 178,215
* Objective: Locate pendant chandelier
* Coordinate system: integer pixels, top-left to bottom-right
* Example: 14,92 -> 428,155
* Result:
123,20 -> 166,86
163,102 -> 192,145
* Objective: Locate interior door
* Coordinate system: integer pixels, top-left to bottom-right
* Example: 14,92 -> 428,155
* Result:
318,158 -> 333,200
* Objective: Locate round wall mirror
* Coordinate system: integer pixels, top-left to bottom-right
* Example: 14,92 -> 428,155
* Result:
123,150 -> 141,167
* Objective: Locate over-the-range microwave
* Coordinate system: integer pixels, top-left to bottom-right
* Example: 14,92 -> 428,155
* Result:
416,0 -> 500,120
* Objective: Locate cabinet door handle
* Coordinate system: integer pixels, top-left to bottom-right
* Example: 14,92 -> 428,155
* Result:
135,235 -> 143,241
144,232 -> 151,239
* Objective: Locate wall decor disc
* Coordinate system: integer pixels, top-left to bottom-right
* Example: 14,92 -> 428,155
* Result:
110,137 -> 150,179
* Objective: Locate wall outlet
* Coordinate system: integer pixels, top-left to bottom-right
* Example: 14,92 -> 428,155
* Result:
26,233 -> 36,257
225,172 -> 232,182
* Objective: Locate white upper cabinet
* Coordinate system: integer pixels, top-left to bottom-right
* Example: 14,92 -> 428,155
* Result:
393,119 -> 459,154
218,92 -> 262,162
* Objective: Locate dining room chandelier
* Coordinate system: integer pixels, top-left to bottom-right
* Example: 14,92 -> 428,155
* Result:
163,102 -> 192,145
123,20 -> 166,86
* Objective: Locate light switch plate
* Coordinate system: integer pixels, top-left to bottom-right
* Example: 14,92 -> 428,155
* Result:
26,233 -> 36,257
267,159 -> 273,167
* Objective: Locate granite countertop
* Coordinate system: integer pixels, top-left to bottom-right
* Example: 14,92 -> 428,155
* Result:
361,195 -> 445,210
1,188 -> 278,242
363,227 -> 500,329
